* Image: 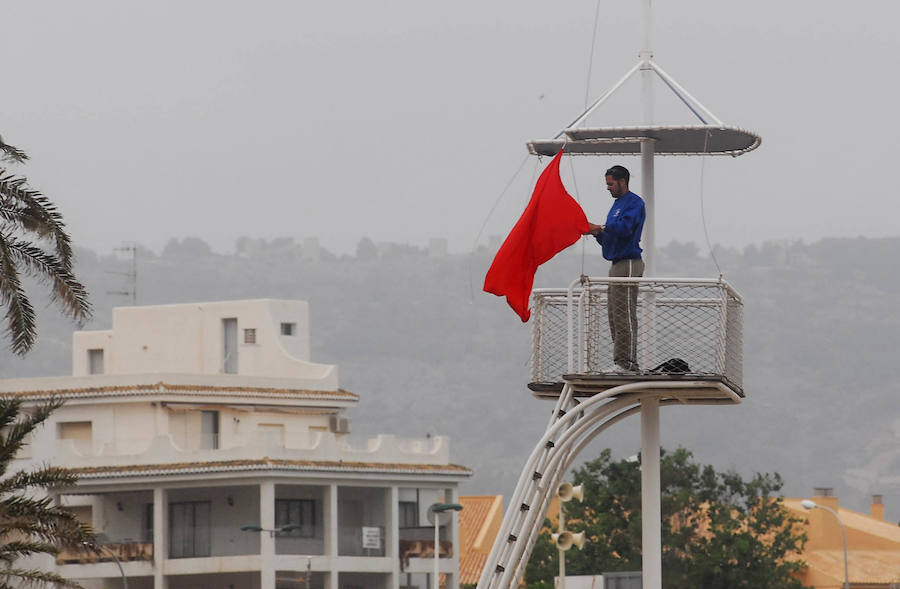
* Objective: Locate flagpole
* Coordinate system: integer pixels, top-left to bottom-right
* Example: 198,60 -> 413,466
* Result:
639,3 -> 663,589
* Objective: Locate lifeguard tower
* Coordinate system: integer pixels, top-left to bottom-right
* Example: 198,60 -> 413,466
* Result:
476,3 -> 758,589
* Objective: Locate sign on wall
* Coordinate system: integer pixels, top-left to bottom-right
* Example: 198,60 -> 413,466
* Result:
361,526 -> 381,549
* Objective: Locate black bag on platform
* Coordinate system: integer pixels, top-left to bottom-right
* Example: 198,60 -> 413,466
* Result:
650,358 -> 690,374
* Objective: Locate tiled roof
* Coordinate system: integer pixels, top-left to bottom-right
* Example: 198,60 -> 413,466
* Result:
802,549 -> 900,586
783,498 -> 900,586
1,382 -> 358,402
459,495 -> 503,585
68,457 -> 471,479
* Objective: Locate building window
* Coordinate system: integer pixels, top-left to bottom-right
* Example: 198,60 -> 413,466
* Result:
169,501 -> 211,558
222,318 -> 238,373
243,328 -> 257,344
399,501 -> 418,528
65,505 -> 93,528
275,499 -> 316,538
280,322 -> 296,336
88,349 -> 104,374
200,411 -> 219,450
142,503 -> 154,542
58,421 -> 92,447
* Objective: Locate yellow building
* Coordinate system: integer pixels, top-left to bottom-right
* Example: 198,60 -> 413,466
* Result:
784,489 -> 900,589
458,496 -> 503,587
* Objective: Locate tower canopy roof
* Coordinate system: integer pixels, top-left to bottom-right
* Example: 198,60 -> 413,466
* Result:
528,124 -> 760,157
527,59 -> 760,158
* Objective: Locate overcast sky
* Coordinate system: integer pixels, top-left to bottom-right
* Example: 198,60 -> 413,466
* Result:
2,1 -> 898,256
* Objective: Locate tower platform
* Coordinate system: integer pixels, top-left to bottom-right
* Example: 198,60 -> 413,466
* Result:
529,276 -> 744,399
529,372 -> 743,402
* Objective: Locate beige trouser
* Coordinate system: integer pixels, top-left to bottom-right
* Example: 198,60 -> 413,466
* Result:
608,258 -> 645,370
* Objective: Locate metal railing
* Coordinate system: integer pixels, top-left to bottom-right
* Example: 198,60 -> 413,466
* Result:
531,277 -> 743,392
56,540 -> 152,565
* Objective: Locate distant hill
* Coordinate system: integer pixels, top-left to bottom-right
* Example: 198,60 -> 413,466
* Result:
3,235 -> 898,523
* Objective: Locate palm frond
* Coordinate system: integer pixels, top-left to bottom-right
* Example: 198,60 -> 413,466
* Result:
0,236 -> 36,354
0,171 -> 74,270
0,400 -> 95,588
0,399 -> 63,469
0,540 -> 59,564
0,136 -> 28,164
0,398 -> 22,432
4,237 -> 91,324
0,568 -> 85,589
0,468 -> 79,496
0,508 -> 95,556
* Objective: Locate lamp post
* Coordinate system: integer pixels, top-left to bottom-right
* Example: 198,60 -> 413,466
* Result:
240,524 -> 300,537
94,543 -> 128,589
801,499 -> 849,589
241,525 -> 308,587
428,503 -> 463,589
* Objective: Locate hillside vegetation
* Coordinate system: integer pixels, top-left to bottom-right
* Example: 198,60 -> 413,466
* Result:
3,235 -> 898,522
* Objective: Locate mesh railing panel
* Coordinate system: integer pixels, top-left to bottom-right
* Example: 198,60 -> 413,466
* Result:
531,278 -> 743,391
531,291 -> 573,383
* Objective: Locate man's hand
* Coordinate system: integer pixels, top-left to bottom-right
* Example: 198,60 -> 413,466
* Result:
585,222 -> 603,236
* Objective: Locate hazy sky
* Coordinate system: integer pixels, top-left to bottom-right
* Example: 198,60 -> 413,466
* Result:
2,1 -> 898,256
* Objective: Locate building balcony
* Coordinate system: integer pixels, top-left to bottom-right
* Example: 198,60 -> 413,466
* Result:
531,277 -> 743,397
56,540 -> 153,565
398,526 -> 452,573
54,431 -> 449,469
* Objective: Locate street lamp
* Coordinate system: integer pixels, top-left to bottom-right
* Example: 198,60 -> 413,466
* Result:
240,524 -> 300,537
86,538 -> 129,589
427,503 -> 463,589
241,525 -> 309,588
100,545 -> 129,589
801,499 -> 849,589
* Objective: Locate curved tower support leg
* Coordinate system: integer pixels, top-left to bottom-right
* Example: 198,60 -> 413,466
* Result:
478,382 -> 738,589
641,397 -> 662,589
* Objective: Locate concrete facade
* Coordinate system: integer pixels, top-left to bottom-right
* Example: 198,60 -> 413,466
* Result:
7,299 -> 469,589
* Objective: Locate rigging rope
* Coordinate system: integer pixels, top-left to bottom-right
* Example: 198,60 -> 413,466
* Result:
471,0 -> 605,301
468,154 -> 536,303
565,152 -> 588,276
576,0 -> 605,276
584,0 -> 603,109
699,130 -> 723,276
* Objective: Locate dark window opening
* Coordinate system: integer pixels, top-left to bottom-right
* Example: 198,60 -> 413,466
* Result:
275,498 -> 316,538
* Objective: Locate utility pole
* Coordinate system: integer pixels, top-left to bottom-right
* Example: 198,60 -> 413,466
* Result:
107,242 -> 137,305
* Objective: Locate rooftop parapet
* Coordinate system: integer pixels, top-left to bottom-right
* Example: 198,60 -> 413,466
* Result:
54,432 -> 452,469
530,277 -> 743,396
72,299 -> 338,387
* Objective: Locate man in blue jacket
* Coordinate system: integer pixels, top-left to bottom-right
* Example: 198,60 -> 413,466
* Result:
585,165 -> 646,372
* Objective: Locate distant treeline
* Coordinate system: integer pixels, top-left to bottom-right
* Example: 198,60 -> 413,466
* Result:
4,235 -> 899,523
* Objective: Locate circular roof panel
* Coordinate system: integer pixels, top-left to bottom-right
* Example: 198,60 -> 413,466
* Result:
527,125 -> 761,157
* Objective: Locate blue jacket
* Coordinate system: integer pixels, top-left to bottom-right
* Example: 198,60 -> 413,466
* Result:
595,191 -> 645,261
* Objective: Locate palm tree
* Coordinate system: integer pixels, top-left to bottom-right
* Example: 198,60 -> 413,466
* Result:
0,397 -> 98,588
0,135 -> 91,355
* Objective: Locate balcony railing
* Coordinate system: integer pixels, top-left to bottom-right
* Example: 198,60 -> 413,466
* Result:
531,277 -> 743,394
54,430 -> 451,466
56,541 -> 152,565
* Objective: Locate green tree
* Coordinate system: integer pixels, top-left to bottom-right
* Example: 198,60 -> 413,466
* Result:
525,448 -> 808,589
0,397 -> 98,588
0,136 -> 90,355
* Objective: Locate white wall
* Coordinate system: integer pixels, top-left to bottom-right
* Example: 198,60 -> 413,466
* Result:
71,299 -> 336,386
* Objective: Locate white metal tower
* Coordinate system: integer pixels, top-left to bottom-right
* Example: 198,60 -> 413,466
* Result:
477,2 -> 759,588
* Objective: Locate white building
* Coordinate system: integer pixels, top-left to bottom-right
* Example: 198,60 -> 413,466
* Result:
4,299 -> 470,589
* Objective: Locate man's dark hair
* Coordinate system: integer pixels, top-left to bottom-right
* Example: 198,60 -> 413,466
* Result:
605,165 -> 630,184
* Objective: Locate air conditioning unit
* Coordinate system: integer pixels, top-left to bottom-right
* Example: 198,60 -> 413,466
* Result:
329,416 -> 351,434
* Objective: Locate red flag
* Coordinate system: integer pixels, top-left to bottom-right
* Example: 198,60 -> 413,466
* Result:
483,151 -> 588,321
